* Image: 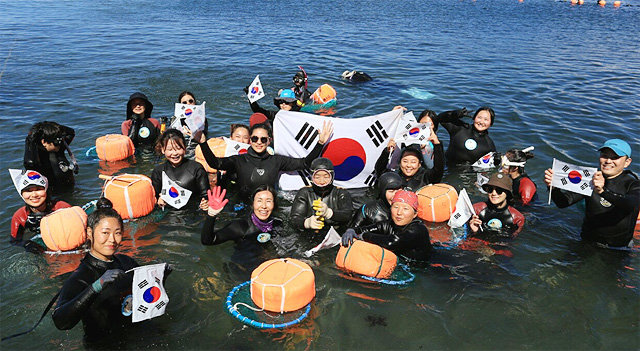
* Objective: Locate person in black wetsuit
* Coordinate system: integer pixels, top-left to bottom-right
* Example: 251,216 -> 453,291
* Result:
52,198 -> 172,344
168,91 -> 209,159
434,107 -> 496,164
121,92 -> 160,148
151,129 -> 209,210
247,89 -> 302,123
197,121 -> 333,201
500,147 -> 537,205
290,158 -> 353,235
342,190 -> 431,262
350,172 -> 404,228
544,139 -> 640,248
468,173 -> 525,239
23,121 -> 77,191
291,69 -> 312,103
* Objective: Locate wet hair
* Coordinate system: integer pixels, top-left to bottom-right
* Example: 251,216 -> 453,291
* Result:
418,109 -> 438,132
249,123 -> 272,139
505,148 -> 534,173
29,121 -> 64,144
155,128 -> 186,154
251,184 -> 278,212
230,123 -> 250,136
473,107 -> 495,126
87,198 -> 123,232
177,91 -> 196,103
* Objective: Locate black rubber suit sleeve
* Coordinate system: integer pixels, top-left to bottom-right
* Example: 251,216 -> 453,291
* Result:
52,281 -> 98,330
198,140 -> 237,172
201,215 -> 250,245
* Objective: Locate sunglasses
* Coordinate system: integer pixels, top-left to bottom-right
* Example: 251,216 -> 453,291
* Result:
251,136 -> 270,143
484,186 -> 505,195
181,99 -> 195,104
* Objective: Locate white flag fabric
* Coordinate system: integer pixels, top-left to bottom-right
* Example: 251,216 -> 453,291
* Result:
476,173 -> 490,193
551,158 -> 597,196
160,171 -> 192,209
9,169 -> 47,195
274,109 -> 402,190
222,137 -> 250,157
394,112 -> 431,146
472,152 -> 496,169
447,188 -> 475,228
247,75 -> 265,103
132,263 -> 169,323
173,102 -> 206,132
303,227 -> 342,257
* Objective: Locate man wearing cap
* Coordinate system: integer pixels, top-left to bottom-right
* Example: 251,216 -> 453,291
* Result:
544,139 -> 640,247
341,190 -> 431,262
469,173 -> 525,238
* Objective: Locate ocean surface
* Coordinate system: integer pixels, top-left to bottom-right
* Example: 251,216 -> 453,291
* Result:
1,0 -> 639,349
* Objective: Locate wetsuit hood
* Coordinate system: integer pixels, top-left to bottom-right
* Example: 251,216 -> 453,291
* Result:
127,92 -> 154,120
400,144 -> 425,166
310,157 -> 335,197
377,172 -> 403,200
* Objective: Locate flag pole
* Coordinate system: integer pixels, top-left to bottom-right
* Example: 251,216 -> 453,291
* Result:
548,158 -> 555,205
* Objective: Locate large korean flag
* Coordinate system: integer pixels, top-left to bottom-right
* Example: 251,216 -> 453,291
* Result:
274,109 -> 402,190
551,158 -> 597,196
132,263 -> 169,323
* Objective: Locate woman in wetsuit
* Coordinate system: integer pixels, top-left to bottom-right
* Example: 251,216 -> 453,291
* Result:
468,173 -> 525,239
9,170 -> 70,251
434,107 -> 496,164
247,89 -> 302,123
342,190 -> 431,262
150,129 -> 209,210
500,147 -> 537,205
121,92 -> 160,148
349,172 -> 403,228
197,121 -> 333,201
52,198 -> 171,343
169,91 -> 209,159
23,121 -> 77,190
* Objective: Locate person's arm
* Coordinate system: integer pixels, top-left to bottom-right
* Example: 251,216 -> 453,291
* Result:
434,109 -> 466,135
359,221 -> 401,250
348,204 -> 368,228
23,136 -> 39,170
509,207 -> 526,237
289,189 -> 312,230
150,166 -> 162,199
201,216 -> 249,245
194,163 -> 210,200
599,178 -> 640,213
374,148 -> 391,177
518,177 -> 537,205
424,143 -> 444,184
544,168 -> 585,208
197,140 -> 236,171
325,189 -> 353,226
121,120 -> 132,136
10,208 -> 27,243
249,101 -> 277,122
60,125 -> 75,145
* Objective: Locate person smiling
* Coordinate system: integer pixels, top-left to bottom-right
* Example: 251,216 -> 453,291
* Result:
433,107 -> 497,165
544,139 -> 640,247
169,91 -> 209,159
121,92 -> 160,148
468,173 -> 525,238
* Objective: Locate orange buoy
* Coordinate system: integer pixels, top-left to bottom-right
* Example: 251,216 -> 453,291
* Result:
102,174 -> 156,220
578,0 -> 584,4
311,84 -> 337,105
40,206 -> 87,251
250,258 -> 315,313
194,137 -> 227,174
613,0 -> 621,6
598,0 -> 606,6
95,134 -> 135,162
416,184 -> 458,222
336,240 -> 397,279
570,0 -> 578,4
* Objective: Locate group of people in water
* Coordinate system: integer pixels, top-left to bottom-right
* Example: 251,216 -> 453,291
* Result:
7,69 -> 639,344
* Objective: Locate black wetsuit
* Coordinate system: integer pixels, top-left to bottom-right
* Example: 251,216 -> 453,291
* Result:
375,144 -> 444,191
122,117 -> 160,148
23,126 -> 75,189
249,101 -> 301,124
198,140 -> 323,200
151,159 -> 209,208
434,110 -> 496,164
550,170 -> 640,247
201,215 -> 282,247
53,253 -> 139,342
292,86 -> 312,103
355,219 -> 431,262
350,198 -> 391,229
290,185 -> 353,233
472,202 -> 525,240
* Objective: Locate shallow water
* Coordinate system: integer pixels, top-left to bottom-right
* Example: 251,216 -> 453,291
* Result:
1,0 -> 639,349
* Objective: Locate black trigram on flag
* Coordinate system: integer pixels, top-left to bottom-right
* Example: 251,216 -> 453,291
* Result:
561,178 -> 568,185
137,306 -> 148,313
366,120 -> 388,147
295,122 -> 318,150
562,165 -> 570,172
453,213 -> 462,220
155,277 -> 161,284
364,171 -> 377,187
580,183 -> 588,190
583,170 -> 590,177
138,279 -> 149,289
297,169 -> 311,186
155,301 -> 166,310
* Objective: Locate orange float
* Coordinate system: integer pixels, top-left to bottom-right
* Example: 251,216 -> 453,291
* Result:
613,0 -> 621,7
102,174 -> 156,220
194,137 -> 227,173
40,206 -> 87,251
336,240 -> 397,279
416,183 -> 458,222
311,84 -> 337,105
250,258 -> 315,313
95,134 -> 135,162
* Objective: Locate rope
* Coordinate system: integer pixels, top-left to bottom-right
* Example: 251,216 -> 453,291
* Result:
357,264 -> 415,286
1,291 -> 60,341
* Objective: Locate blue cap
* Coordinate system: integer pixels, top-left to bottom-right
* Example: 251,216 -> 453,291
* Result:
279,89 -> 296,100
598,139 -> 632,158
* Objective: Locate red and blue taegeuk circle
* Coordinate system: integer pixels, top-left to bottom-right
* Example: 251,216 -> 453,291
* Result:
143,286 -> 161,303
568,170 -> 582,184
322,138 -> 366,181
238,148 -> 248,155
26,171 -> 41,180
408,127 -> 420,136
184,109 -> 193,116
482,154 -> 492,163
251,86 -> 260,94
169,187 -> 179,198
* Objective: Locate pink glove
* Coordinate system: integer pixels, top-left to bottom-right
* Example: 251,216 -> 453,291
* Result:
207,186 -> 228,216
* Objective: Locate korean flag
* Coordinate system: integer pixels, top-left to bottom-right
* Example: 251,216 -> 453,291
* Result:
160,171 -> 192,209
447,188 -> 475,228
394,111 -> 431,145
247,75 -> 265,103
131,263 -> 169,323
551,158 -> 597,196
173,102 -> 206,133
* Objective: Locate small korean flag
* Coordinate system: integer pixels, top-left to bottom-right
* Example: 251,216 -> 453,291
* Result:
160,171 -> 192,209
394,112 -> 431,145
551,158 -> 597,196
247,75 -> 265,103
173,102 -> 206,133
472,152 -> 495,169
476,173 -> 490,193
447,188 -> 475,228
131,263 -> 169,323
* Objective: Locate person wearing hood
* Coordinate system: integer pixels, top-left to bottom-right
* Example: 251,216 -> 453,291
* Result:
246,89 -> 303,124
120,92 -> 160,147
468,173 -> 525,239
434,107 -> 496,165
290,158 -> 353,233
197,121 -> 333,201
501,147 -> 537,205
290,69 -> 312,103
349,172 -> 403,228
375,129 -> 444,191
342,190 -> 431,262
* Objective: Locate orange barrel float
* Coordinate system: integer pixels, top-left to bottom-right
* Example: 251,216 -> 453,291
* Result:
102,174 -> 156,220
336,240 -> 397,279
40,206 -> 88,251
250,258 -> 315,313
311,84 -> 337,104
417,183 -> 458,222
194,137 -> 227,173
95,134 -> 135,162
